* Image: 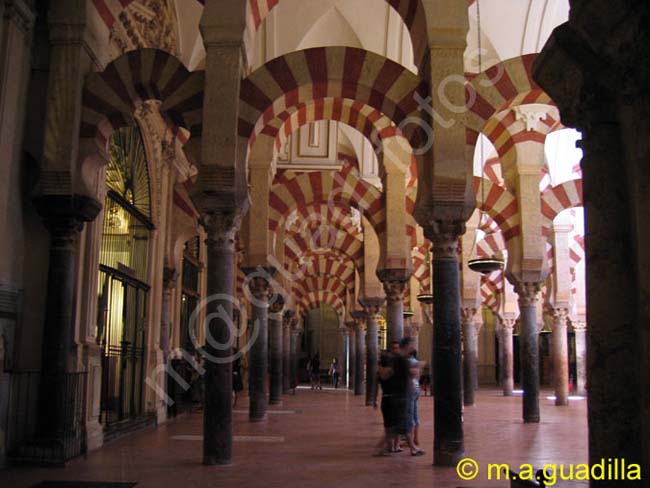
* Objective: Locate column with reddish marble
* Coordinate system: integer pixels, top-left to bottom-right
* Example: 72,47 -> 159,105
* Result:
360,298 -> 384,405
268,295 -> 284,405
378,269 -> 410,346
351,311 -> 367,396
515,282 -> 542,422
346,321 -> 356,391
552,308 -> 570,406
282,310 -> 294,394
461,307 -> 479,406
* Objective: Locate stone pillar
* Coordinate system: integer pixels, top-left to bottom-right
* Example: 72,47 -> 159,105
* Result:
461,308 -> 479,407
426,221 -> 465,466
551,308 -> 570,406
515,282 -> 542,423
346,321 -> 356,391
33,196 -> 100,438
282,310 -> 294,394
572,320 -> 587,397
351,311 -> 366,396
378,270 -> 410,345
201,212 -> 241,465
361,298 -> 383,406
499,318 -> 516,397
339,327 -> 349,388
161,267 -> 178,362
405,322 -> 422,353
243,269 -> 275,422
290,317 -> 300,389
268,296 -> 284,405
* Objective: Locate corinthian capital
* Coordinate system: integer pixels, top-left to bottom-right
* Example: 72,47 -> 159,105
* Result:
204,209 -> 243,251
424,220 -> 465,259
514,282 -> 542,307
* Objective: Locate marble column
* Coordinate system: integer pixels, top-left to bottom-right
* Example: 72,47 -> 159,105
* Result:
282,310 -> 294,394
552,308 -> 570,406
33,196 -> 100,439
499,318 -> 516,397
290,317 -> 300,390
160,267 -> 178,362
378,270 -> 410,345
461,308 -> 479,407
268,296 -> 284,405
338,327 -> 349,388
426,221 -> 465,466
351,311 -> 366,396
243,268 -> 275,422
201,211 -> 242,465
346,321 -> 356,391
515,282 -> 542,423
572,320 -> 587,397
405,322 -> 422,353
361,298 -> 383,406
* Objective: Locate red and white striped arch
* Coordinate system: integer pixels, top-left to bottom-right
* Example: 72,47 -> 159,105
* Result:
284,227 -> 364,272
293,276 -> 348,303
269,165 -> 386,237
81,49 -> 203,148
481,271 -> 504,314
411,243 -> 431,294
239,47 -> 423,150
474,177 -> 519,241
282,202 -> 362,240
540,179 -> 583,236
92,0 -> 427,69
297,290 -> 346,321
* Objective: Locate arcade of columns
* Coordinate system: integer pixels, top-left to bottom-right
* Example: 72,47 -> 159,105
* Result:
9,0 -> 648,476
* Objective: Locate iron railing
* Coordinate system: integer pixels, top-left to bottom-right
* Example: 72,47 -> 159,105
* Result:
6,371 -> 87,465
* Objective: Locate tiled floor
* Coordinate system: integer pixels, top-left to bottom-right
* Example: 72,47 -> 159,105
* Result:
0,387 -> 588,488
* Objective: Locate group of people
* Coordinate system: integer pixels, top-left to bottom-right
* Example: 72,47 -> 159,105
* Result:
306,354 -> 342,389
373,336 -> 424,457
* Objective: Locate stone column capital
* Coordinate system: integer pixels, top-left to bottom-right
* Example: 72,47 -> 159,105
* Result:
514,282 -> 542,307
572,320 -> 587,332
359,297 -> 385,317
163,267 -> 178,290
4,0 -> 36,36
460,307 -> 478,324
33,194 -> 101,240
552,307 -> 570,324
282,309 -> 295,327
350,310 -> 367,329
501,317 -> 517,332
423,220 -> 465,259
204,209 -> 243,252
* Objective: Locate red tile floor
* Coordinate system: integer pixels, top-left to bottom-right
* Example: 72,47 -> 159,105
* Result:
0,387 -> 588,488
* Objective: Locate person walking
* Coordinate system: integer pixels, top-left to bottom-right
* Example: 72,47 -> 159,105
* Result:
311,354 -> 322,390
328,357 -> 340,388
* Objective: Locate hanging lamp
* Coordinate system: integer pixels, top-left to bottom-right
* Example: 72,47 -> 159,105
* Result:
468,0 -> 504,276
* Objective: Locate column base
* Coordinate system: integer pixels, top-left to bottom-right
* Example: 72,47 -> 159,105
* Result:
249,414 -> 268,423
269,399 -> 283,406
555,399 -> 569,407
433,447 -> 465,467
523,415 -> 540,423
203,456 -> 233,466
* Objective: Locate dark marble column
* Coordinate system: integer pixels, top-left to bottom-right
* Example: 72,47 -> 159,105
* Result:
425,221 -> 465,466
160,267 -> 178,362
351,311 -> 366,396
360,298 -> 384,406
572,321 -> 587,397
338,326 -> 349,388
552,308 -> 569,406
499,318 -> 515,397
243,268 -> 275,422
282,310 -> 294,394
33,195 -> 100,440
268,296 -> 284,405
346,321 -> 356,391
515,282 -> 542,423
461,308 -> 479,407
200,211 -> 242,465
290,317 -> 300,390
378,269 -> 410,345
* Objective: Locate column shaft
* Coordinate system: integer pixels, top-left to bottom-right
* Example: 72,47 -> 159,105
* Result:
500,323 -> 515,396
365,315 -> 379,405
552,310 -> 569,406
573,324 -> 587,396
347,325 -> 356,391
246,275 -> 271,422
268,308 -> 283,405
428,224 -> 465,466
290,323 -> 299,390
282,318 -> 291,394
517,283 -> 541,423
355,326 -> 365,396
461,316 -> 478,407
202,214 -> 239,465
